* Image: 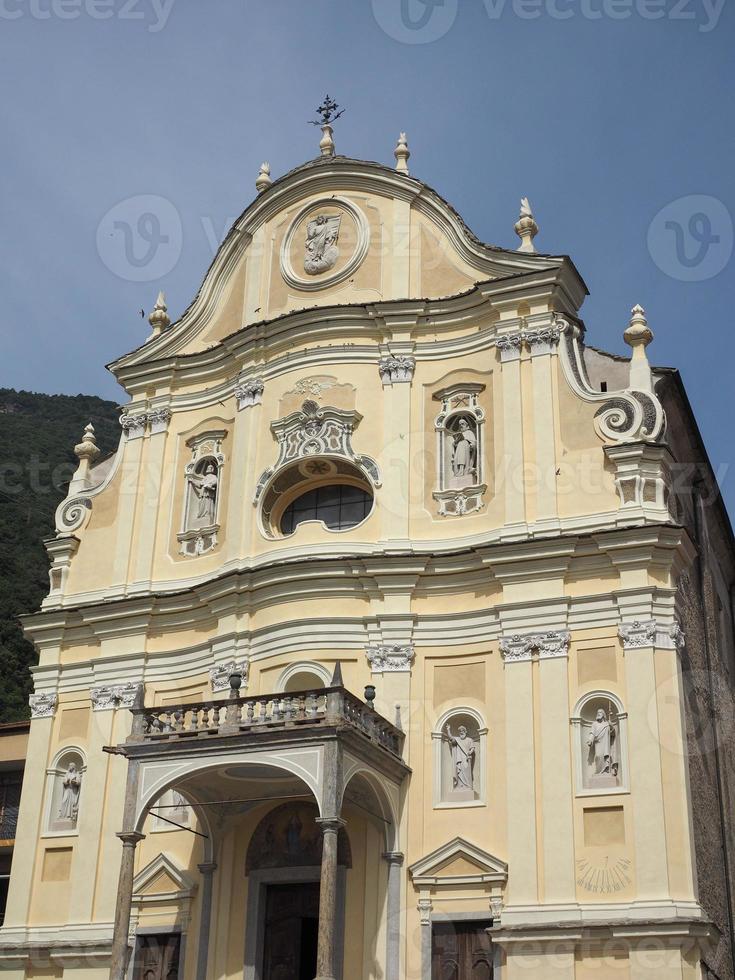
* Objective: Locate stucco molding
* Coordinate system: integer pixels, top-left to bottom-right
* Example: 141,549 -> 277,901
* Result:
409,837 -> 508,888
499,630 -> 570,663
234,377 -> 264,410
618,619 -> 684,650
91,681 -> 143,711
29,692 -> 58,719
365,643 -> 415,674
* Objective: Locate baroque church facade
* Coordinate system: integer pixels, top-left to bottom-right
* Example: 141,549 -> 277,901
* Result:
2,114 -> 735,980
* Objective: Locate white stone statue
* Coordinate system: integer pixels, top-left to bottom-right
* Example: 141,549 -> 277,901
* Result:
451,419 -> 477,479
445,724 -> 475,793
187,462 -> 218,526
58,763 -> 81,824
304,214 -> 341,275
587,708 -> 619,779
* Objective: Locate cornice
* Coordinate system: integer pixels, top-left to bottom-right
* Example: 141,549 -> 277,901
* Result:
23,524 -> 685,648
113,268 -> 574,400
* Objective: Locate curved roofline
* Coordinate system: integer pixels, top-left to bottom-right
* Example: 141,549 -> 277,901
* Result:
110,154 -> 586,373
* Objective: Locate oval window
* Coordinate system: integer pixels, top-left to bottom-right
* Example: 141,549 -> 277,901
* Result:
280,483 -> 373,535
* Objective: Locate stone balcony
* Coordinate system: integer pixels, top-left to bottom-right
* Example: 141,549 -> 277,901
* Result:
126,683 -> 405,761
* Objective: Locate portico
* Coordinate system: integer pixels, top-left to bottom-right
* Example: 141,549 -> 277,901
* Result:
107,674 -> 408,980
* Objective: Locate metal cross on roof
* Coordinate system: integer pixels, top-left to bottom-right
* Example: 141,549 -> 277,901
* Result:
310,95 -> 345,126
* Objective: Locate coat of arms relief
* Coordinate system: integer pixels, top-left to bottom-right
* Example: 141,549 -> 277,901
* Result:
304,213 -> 341,275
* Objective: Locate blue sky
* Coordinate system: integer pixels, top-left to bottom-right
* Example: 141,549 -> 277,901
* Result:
1,0 -> 733,504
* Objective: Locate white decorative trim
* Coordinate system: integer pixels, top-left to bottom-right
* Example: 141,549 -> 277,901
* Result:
618,619 -> 657,649
499,630 -> 570,662
91,681 -> 141,711
147,408 -> 172,435
235,378 -> 264,410
496,332 -> 525,362
378,355 -> 415,385
618,619 -> 684,651
276,661 -> 332,692
409,837 -> 508,888
209,659 -> 249,693
280,196 -> 370,292
119,412 -> 147,440
365,643 -> 415,674
29,692 -> 58,718
417,898 -> 433,926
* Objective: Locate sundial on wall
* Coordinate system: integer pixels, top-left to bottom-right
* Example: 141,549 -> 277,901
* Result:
576,856 -> 632,894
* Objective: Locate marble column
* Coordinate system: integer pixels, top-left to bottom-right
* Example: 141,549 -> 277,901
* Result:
314,817 -> 346,980
109,830 -> 145,980
383,852 -> 404,980
195,862 -> 217,980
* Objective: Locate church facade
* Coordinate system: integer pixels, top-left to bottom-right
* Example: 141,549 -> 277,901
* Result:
2,116 -> 735,980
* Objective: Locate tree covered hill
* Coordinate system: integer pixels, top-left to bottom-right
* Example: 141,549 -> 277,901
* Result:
0,388 -> 120,721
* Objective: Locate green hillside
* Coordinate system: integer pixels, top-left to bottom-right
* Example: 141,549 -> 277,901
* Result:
0,389 -> 120,721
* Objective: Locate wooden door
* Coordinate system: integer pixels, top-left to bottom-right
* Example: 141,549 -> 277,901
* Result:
432,922 -> 493,979
262,882 -> 320,980
133,933 -> 181,980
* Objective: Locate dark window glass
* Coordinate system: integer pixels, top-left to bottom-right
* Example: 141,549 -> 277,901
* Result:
280,484 -> 372,535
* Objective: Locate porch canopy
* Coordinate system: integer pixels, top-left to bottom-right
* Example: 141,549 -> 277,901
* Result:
106,673 -> 409,980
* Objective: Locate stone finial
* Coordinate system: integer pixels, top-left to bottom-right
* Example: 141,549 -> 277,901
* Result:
319,123 -> 335,158
148,291 -> 171,336
256,161 -> 272,193
394,132 -> 410,173
74,423 -> 100,464
69,422 -> 100,494
515,197 -> 539,254
624,304 -> 654,392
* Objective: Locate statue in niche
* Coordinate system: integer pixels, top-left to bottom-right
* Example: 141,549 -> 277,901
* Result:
58,763 -> 82,824
449,416 -> 478,488
585,706 -> 620,788
304,213 -> 341,275
444,723 -> 475,796
587,708 -> 619,780
186,460 -> 218,527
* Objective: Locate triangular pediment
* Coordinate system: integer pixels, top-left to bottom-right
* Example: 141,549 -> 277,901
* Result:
409,837 -> 508,888
133,852 -> 197,902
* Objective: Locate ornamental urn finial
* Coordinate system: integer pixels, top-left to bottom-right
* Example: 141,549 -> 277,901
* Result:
74,422 -> 100,464
69,422 -> 100,494
256,161 -> 272,193
624,304 -> 654,392
148,291 -> 171,336
394,132 -> 410,173
515,197 -> 539,253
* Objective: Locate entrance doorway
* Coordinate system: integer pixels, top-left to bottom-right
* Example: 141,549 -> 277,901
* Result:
262,882 -> 320,980
432,921 -> 493,979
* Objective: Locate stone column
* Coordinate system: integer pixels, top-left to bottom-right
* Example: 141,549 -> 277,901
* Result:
314,817 -> 346,980
195,862 -> 217,980
383,852 -> 404,980
109,830 -> 145,980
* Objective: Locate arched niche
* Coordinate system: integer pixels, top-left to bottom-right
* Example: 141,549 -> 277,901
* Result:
178,430 -> 226,557
276,662 -> 331,694
246,801 -> 351,873
571,691 -> 629,796
432,707 -> 487,808
43,746 -> 86,836
432,384 -> 487,517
